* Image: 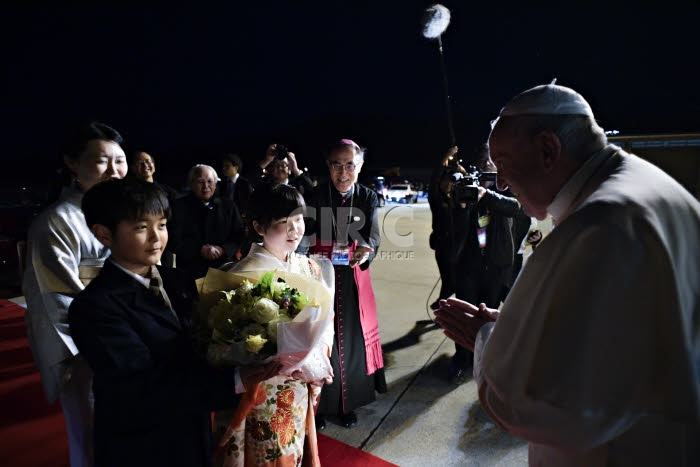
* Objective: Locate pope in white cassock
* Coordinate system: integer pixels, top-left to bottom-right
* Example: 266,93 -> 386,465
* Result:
435,84 -> 700,466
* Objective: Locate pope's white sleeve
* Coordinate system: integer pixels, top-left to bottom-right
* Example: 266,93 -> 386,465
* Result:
476,214 -> 684,451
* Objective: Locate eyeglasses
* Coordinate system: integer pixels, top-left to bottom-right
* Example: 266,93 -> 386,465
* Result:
273,163 -> 289,170
137,160 -> 154,167
330,161 -> 360,172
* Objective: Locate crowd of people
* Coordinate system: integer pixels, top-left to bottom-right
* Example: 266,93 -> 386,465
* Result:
22,125 -> 386,466
21,82 -> 700,467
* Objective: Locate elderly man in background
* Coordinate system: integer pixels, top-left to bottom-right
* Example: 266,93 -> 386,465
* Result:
435,84 -> 700,465
127,150 -> 180,204
167,164 -> 245,279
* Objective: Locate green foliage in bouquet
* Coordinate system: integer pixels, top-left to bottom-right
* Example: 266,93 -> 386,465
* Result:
207,271 -> 313,358
252,271 -> 313,317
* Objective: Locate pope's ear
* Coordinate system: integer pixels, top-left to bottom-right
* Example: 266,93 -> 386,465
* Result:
91,224 -> 112,247
535,130 -> 562,171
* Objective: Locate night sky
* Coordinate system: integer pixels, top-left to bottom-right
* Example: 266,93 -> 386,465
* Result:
2,3 -> 699,184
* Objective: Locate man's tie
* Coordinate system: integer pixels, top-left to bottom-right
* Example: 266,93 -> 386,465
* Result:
226,178 -> 235,201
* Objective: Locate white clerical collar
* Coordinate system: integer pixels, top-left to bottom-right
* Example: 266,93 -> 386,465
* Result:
338,185 -> 355,198
548,145 -> 618,223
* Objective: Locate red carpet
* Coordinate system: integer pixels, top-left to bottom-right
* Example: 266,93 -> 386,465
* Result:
0,298 -> 69,466
0,299 -> 397,467
316,433 -> 398,467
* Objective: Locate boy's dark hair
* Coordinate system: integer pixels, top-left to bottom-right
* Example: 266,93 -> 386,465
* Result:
246,183 -> 305,234
61,121 -> 123,161
222,153 -> 243,171
82,178 -> 171,233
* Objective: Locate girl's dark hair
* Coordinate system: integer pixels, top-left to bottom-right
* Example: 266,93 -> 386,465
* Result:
246,183 -> 305,235
82,178 -> 170,233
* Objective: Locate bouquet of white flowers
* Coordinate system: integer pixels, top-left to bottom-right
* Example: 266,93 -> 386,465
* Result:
198,267 -> 333,383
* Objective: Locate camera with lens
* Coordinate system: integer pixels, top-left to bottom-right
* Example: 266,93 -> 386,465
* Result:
273,144 -> 289,160
451,165 -> 497,205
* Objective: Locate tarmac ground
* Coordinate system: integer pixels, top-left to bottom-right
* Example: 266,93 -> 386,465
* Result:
321,200 -> 528,466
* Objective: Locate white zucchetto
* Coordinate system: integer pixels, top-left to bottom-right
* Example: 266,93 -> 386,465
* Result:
499,84 -> 594,118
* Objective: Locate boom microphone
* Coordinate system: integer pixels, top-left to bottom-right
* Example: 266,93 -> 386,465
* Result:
420,4 -> 456,147
421,4 -> 451,39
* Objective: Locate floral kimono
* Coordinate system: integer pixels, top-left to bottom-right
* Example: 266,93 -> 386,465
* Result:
213,243 -> 334,467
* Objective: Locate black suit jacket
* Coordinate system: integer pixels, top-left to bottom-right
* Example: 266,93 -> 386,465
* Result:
303,182 -> 380,271
69,261 -> 240,467
453,188 -> 520,269
154,180 -> 181,205
217,176 -> 253,214
168,194 -> 246,279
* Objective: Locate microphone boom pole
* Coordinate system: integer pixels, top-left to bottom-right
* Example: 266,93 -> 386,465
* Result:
421,4 -> 456,147
437,35 -> 456,147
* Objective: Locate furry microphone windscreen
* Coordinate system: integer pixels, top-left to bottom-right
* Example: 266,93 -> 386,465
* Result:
421,4 -> 451,39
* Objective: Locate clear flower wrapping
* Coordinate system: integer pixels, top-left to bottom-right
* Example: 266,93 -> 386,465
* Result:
198,268 -> 334,384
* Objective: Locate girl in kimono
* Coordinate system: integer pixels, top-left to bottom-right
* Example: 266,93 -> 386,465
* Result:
214,183 -> 334,467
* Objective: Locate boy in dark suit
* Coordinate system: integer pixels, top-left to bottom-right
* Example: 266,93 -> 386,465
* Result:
69,178 -> 280,467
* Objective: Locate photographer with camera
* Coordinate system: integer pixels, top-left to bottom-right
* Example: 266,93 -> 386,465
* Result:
428,146 -> 463,310
248,143 -> 315,194
432,144 -> 521,384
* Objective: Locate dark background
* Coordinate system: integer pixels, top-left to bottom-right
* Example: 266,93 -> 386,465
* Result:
2,3 -> 700,187
1,3 -> 700,296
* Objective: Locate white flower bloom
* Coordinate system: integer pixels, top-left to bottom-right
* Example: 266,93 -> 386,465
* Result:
236,280 -> 254,295
249,297 -> 280,324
